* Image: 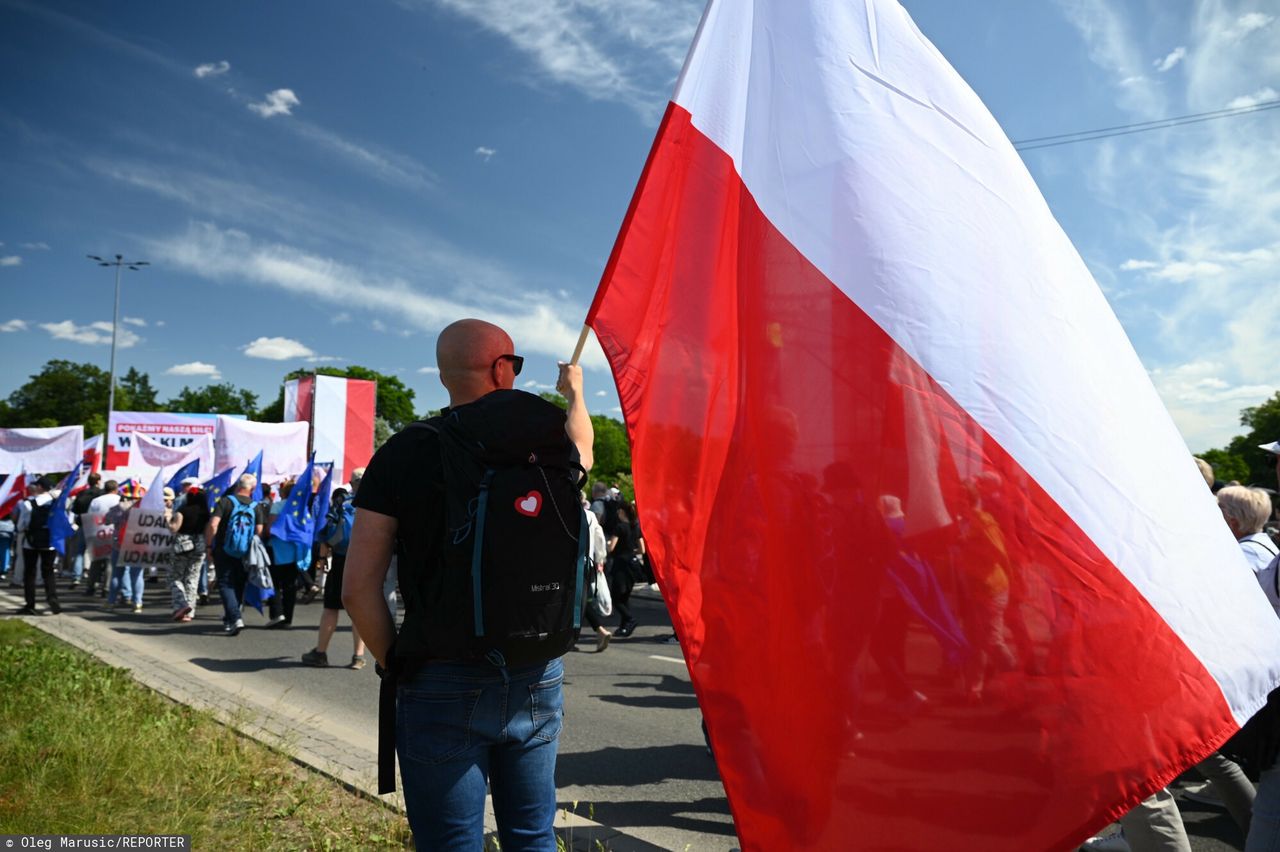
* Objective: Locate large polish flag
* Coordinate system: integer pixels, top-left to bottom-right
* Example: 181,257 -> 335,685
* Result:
586,1 -> 1280,849
283,374 -> 376,485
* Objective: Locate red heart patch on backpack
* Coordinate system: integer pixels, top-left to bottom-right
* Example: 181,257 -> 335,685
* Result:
515,491 -> 542,517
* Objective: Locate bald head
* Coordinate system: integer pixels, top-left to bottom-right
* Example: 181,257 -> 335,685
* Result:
436,318 -> 517,405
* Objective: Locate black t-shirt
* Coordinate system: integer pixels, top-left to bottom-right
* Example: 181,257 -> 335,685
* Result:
611,521 -> 638,561
176,500 -> 210,536
212,494 -> 266,552
354,420 -> 444,659
73,487 -> 104,517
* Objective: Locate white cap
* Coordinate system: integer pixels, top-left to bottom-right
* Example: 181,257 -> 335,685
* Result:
1260,441 -> 1280,455
180,476 -> 201,487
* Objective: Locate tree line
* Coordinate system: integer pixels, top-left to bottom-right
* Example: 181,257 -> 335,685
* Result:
0,360 -> 635,484
1199,391 -> 1280,489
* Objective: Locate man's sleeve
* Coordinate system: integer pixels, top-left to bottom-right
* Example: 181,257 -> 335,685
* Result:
354,435 -> 404,518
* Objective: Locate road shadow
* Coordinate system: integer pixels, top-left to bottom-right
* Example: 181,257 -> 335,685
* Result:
557,743 -> 720,787
612,674 -> 694,695
189,655 -> 301,673
557,797 -> 737,842
593,694 -> 701,711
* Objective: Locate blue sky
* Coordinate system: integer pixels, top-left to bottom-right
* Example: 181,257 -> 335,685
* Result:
0,0 -> 1276,451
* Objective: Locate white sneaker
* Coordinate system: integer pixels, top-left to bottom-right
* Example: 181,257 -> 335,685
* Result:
1080,830 -> 1129,852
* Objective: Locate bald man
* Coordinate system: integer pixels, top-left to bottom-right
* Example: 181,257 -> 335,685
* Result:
344,318 -> 592,850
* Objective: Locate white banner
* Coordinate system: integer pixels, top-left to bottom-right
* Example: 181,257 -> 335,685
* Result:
119,472 -> 173,567
106,411 -> 225,471
132,432 -> 213,477
0,426 -> 85,474
214,416 -> 309,481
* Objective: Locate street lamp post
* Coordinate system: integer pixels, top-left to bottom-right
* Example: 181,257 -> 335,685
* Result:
87,254 -> 149,423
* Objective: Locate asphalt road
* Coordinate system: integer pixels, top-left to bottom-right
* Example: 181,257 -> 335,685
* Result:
5,574 -> 1256,851
9,576 -> 738,851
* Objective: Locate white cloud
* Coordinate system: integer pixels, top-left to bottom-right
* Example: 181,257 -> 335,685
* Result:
1150,361 -> 1276,451
0,255 -> 22,267
522,379 -> 556,391
248,88 -> 300,118
40,320 -> 140,348
1227,86 -> 1279,108
1153,46 -> 1187,72
194,60 -> 231,78
1225,12 -> 1274,39
414,0 -> 701,114
19,242 -> 49,250
148,222 -> 607,369
1057,1 -> 1280,450
474,146 -> 497,161
417,366 -> 440,374
155,320 -> 166,327
1055,0 -> 1166,116
242,336 -> 316,360
0,319 -> 27,332
166,361 -> 221,379
122,316 -> 147,327
594,389 -> 606,397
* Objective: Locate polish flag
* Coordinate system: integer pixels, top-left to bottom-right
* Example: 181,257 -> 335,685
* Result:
587,1 -> 1280,849
0,466 -> 26,518
71,434 -> 104,496
284,375 -> 376,485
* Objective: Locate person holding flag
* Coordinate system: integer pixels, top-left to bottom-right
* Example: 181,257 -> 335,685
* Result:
265,459 -> 321,628
15,475 -> 61,615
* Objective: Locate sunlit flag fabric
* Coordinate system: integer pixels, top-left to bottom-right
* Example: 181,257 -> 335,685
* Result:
165,459 -> 201,496
311,462 -> 333,539
270,456 -> 317,549
585,1 -> 1280,849
0,467 -> 26,518
70,434 -> 103,497
203,467 -> 235,512
48,464 -> 82,555
240,450 -> 264,502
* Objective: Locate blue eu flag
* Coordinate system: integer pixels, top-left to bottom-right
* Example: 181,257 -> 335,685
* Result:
49,463 -> 82,556
270,456 -> 317,548
311,462 -> 334,536
165,459 -> 200,495
241,450 -> 264,502
203,467 -> 236,511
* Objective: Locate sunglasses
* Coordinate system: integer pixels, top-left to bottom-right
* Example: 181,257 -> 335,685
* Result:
492,354 -> 524,376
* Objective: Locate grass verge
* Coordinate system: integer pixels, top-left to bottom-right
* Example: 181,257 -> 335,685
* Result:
0,618 -> 412,849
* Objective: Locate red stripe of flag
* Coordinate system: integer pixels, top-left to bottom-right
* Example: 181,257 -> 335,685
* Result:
587,103 -> 1235,851
342,378 -> 377,480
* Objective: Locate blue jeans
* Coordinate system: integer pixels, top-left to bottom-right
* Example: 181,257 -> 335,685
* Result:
215,552 -> 246,625
109,564 -> 145,605
397,656 -> 564,851
1249,764 -> 1280,852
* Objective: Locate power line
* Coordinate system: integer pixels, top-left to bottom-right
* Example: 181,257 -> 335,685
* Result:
1012,99 -> 1280,151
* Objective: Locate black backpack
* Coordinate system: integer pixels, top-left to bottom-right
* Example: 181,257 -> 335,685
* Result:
414,389 -> 589,667
25,498 -> 52,549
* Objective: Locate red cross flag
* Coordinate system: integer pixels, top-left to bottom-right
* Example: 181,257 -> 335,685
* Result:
586,1 -> 1280,849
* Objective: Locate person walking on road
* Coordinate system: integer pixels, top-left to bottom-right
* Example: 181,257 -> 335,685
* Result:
16,475 -> 61,615
205,474 -> 265,636
301,470 -> 367,668
607,502 -> 643,637
342,318 -> 594,851
168,480 -> 208,622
